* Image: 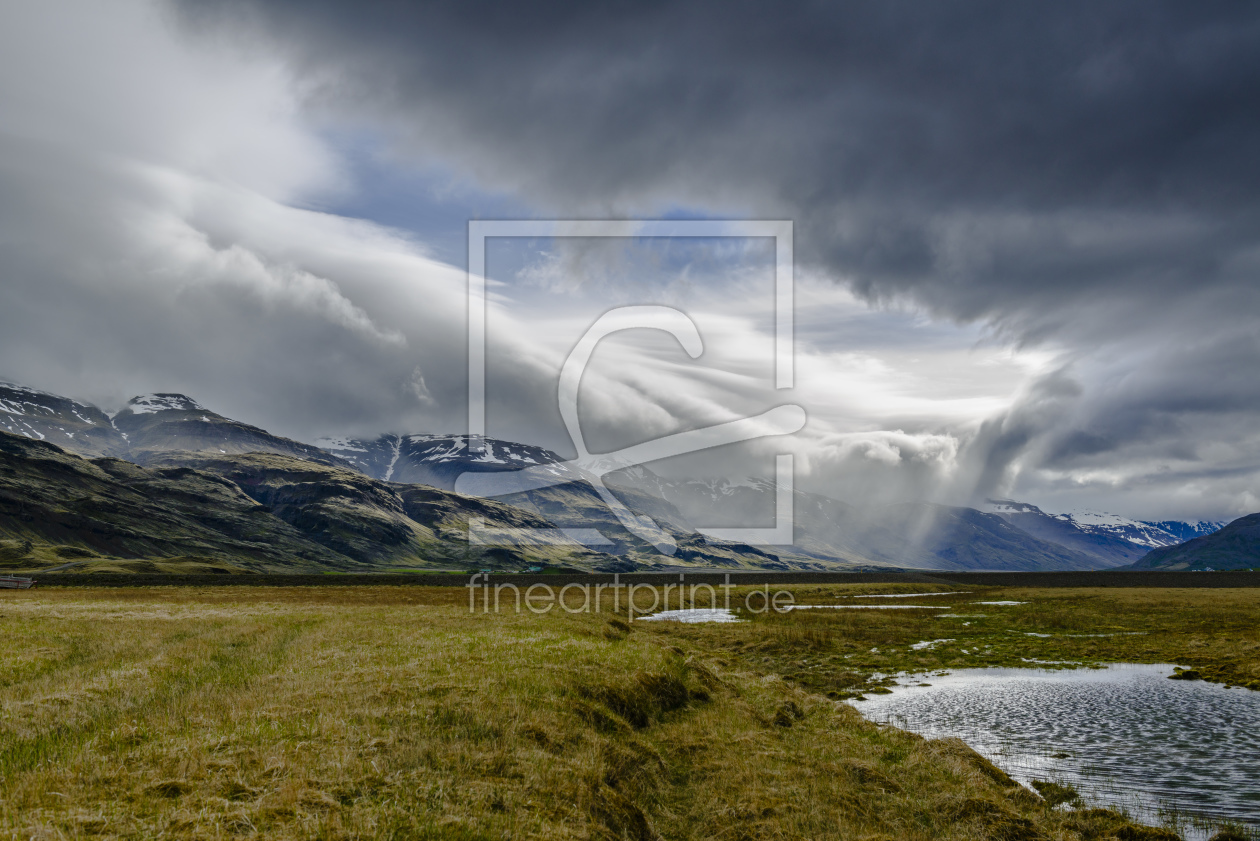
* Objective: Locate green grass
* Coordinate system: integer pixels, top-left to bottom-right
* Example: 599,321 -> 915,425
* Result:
0,583 -> 1254,840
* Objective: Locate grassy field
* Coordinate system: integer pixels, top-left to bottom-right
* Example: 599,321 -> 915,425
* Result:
680,583 -> 1260,697
1,583 -> 1256,840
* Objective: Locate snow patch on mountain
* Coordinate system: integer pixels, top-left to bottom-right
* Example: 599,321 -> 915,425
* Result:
2,421 -> 46,440
383,435 -> 402,481
0,383 -> 65,418
0,381 -> 52,399
1052,511 -> 1169,549
0,399 -> 27,417
1148,520 -> 1226,542
419,437 -> 472,463
126,394 -> 206,414
982,499 -> 1046,516
985,498 -> 1224,552
677,476 -> 776,500
470,441 -> 505,464
1059,511 -> 1146,528
315,437 -> 369,453
0,381 -> 122,450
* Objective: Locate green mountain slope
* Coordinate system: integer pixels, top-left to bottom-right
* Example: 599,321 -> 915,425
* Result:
151,451 -> 851,572
0,431 -> 607,573
0,431 -> 353,571
145,451 -> 610,570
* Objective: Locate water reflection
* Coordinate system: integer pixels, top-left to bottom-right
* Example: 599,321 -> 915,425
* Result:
852,664 -> 1260,838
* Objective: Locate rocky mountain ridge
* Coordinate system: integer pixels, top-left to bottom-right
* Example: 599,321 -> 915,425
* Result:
1,382 -> 346,467
0,381 -> 129,458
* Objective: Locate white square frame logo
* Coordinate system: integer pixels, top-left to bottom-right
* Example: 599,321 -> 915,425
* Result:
466,220 -> 797,548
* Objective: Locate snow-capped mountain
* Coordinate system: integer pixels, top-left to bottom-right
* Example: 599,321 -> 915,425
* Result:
1145,519 -> 1226,543
112,393 -> 345,465
983,499 -> 1224,566
123,394 -> 207,415
0,380 -> 128,457
1053,510 -> 1221,549
321,442 -> 1210,572
316,433 -> 587,489
0,381 -> 344,466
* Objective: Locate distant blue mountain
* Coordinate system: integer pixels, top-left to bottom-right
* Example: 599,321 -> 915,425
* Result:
1130,514 -> 1260,571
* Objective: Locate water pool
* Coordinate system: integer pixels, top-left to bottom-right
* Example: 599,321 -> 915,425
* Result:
852,663 -> 1260,838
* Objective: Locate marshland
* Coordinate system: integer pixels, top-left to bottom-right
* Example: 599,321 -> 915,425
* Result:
1,582 -> 1257,840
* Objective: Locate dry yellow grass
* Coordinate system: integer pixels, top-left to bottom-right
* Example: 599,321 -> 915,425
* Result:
0,584 -> 1237,840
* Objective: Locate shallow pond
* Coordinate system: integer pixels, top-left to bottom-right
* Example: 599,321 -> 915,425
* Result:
636,608 -> 743,623
784,604 -> 948,610
852,664 -> 1260,839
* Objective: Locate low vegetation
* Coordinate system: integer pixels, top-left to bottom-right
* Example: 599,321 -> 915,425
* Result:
0,583 -> 1255,840
682,584 -> 1260,697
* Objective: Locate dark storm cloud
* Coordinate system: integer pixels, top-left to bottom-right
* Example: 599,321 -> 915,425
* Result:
172,0 -> 1260,516
177,0 -> 1260,315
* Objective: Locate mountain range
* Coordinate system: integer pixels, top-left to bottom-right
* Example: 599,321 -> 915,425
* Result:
0,385 -> 343,466
1,379 -> 1249,573
980,500 -> 1223,567
0,427 -> 632,574
1127,513 -> 1260,571
317,434 -> 1131,570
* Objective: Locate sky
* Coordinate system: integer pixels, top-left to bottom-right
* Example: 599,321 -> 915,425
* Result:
1,0 -> 1259,521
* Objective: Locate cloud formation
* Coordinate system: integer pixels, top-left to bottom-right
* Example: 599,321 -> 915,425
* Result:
1,0 -> 1258,521
168,0 -> 1260,519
